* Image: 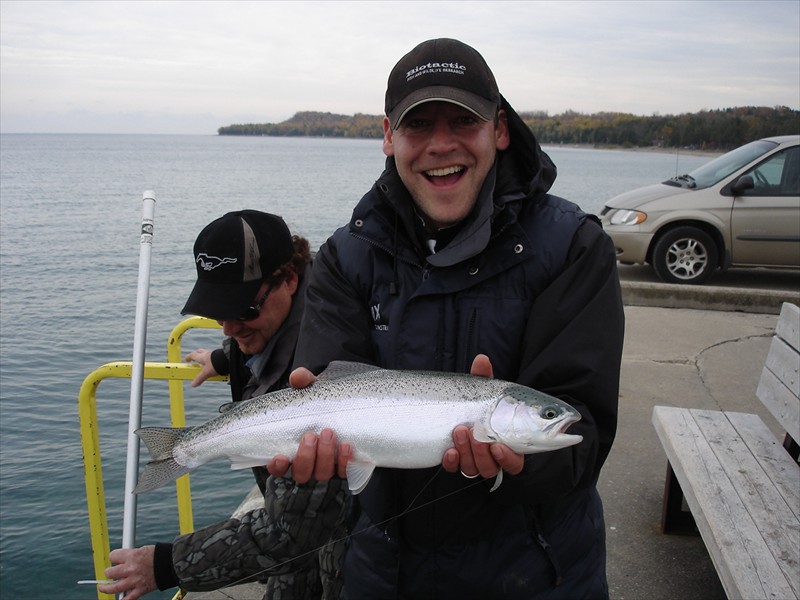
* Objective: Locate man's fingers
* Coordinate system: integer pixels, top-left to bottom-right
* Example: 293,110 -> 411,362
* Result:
491,444 -> 525,475
184,348 -> 209,363
267,454 -> 291,477
313,428 -> 337,481
99,547 -> 155,599
267,429 -> 343,482
470,433 -> 500,479
191,369 -> 210,387
337,441 -> 354,479
290,432 -> 319,483
446,425 -> 524,481
469,354 -> 493,379
452,425 -> 478,476
441,447 -> 460,473
289,367 -> 317,389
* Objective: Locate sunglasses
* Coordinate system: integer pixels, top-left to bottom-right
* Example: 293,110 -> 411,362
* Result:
235,284 -> 273,321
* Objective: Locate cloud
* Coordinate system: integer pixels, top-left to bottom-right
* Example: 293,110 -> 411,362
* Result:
1,0 -> 797,133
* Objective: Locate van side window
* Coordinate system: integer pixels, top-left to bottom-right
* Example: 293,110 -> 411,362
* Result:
744,147 -> 800,196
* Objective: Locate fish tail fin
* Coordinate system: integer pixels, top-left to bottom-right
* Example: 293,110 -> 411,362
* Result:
133,427 -> 191,494
136,426 -> 184,461
133,457 -> 191,494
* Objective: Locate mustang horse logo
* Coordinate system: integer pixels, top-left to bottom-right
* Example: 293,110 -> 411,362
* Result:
196,253 -> 237,271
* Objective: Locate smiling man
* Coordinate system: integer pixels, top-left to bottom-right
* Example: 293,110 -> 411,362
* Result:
277,38 -> 626,598
384,101 -> 509,231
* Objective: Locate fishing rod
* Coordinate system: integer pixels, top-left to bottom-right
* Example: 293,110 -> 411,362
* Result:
121,191 -> 157,562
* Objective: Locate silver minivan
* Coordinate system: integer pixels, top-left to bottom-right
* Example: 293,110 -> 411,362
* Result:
600,135 -> 800,284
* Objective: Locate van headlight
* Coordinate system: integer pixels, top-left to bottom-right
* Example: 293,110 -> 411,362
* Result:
608,209 -> 647,225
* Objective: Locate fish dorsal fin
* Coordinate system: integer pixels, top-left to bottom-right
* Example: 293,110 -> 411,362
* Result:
346,459 -> 377,495
317,361 -> 382,382
219,401 -> 236,414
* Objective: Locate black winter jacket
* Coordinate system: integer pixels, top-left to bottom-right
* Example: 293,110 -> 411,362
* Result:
295,97 -> 624,599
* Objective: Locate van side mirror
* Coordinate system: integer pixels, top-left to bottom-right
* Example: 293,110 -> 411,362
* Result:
731,175 -> 755,195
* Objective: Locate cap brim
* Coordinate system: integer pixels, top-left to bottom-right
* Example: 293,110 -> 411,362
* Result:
181,279 -> 262,321
389,86 -> 497,128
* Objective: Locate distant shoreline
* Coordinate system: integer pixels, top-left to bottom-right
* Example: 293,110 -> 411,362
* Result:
217,107 -> 797,152
544,142 -> 722,157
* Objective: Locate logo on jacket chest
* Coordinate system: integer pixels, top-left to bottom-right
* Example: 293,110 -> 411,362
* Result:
371,303 -> 389,332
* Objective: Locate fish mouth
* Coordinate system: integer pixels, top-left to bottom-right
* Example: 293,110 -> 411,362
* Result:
543,415 -> 581,436
560,417 -> 580,434
546,417 -> 583,448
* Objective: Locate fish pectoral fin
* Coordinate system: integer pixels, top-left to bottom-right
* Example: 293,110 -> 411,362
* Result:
471,422 -> 503,492
229,455 -> 271,470
345,460 -> 377,495
472,421 -> 496,443
489,469 -> 504,493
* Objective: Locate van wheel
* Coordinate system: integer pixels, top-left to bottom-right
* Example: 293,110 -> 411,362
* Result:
652,227 -> 718,284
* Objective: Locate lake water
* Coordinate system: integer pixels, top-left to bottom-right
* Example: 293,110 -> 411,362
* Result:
0,134 -> 713,599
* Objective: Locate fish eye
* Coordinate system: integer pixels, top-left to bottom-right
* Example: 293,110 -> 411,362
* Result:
541,406 -> 561,420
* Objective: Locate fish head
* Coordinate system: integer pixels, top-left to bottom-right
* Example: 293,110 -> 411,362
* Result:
480,385 -> 583,453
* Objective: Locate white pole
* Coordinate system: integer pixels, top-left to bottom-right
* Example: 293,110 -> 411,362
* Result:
121,191 -> 156,554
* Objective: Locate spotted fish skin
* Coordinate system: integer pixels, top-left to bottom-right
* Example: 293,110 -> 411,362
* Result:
134,361 -> 582,494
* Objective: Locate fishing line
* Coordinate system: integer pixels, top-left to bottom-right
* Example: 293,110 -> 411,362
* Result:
398,463 -> 443,517
204,472 -> 490,595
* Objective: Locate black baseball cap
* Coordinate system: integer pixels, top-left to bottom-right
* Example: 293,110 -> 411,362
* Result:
385,38 -> 501,129
181,210 -> 294,320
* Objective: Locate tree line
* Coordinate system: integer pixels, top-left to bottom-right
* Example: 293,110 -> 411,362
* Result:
218,106 -> 799,151
219,111 -> 382,139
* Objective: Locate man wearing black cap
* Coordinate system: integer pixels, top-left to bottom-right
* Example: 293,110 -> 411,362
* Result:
181,209 -> 306,408
275,39 -> 625,598
101,211 -> 347,600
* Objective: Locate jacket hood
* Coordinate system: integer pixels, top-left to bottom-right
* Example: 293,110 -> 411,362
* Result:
496,94 -> 557,198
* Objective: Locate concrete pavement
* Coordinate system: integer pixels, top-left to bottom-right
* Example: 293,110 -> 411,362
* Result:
602,266 -> 797,599
603,305 -> 782,600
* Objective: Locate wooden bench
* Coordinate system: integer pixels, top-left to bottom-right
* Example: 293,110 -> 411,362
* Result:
652,302 -> 800,600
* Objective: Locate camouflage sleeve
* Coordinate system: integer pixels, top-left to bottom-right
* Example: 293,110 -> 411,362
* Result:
171,476 -> 347,596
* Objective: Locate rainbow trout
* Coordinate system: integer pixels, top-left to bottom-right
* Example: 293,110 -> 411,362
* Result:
134,361 -> 582,494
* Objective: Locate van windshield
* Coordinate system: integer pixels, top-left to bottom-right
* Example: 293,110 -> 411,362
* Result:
664,140 -> 778,189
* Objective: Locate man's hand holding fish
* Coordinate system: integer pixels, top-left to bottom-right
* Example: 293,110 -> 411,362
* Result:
265,366 -> 353,483
443,354 -> 525,479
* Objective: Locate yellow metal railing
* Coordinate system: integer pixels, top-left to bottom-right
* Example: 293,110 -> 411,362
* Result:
79,316 -> 226,599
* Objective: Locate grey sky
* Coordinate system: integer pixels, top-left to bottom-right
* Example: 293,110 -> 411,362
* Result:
1,0 -> 798,134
